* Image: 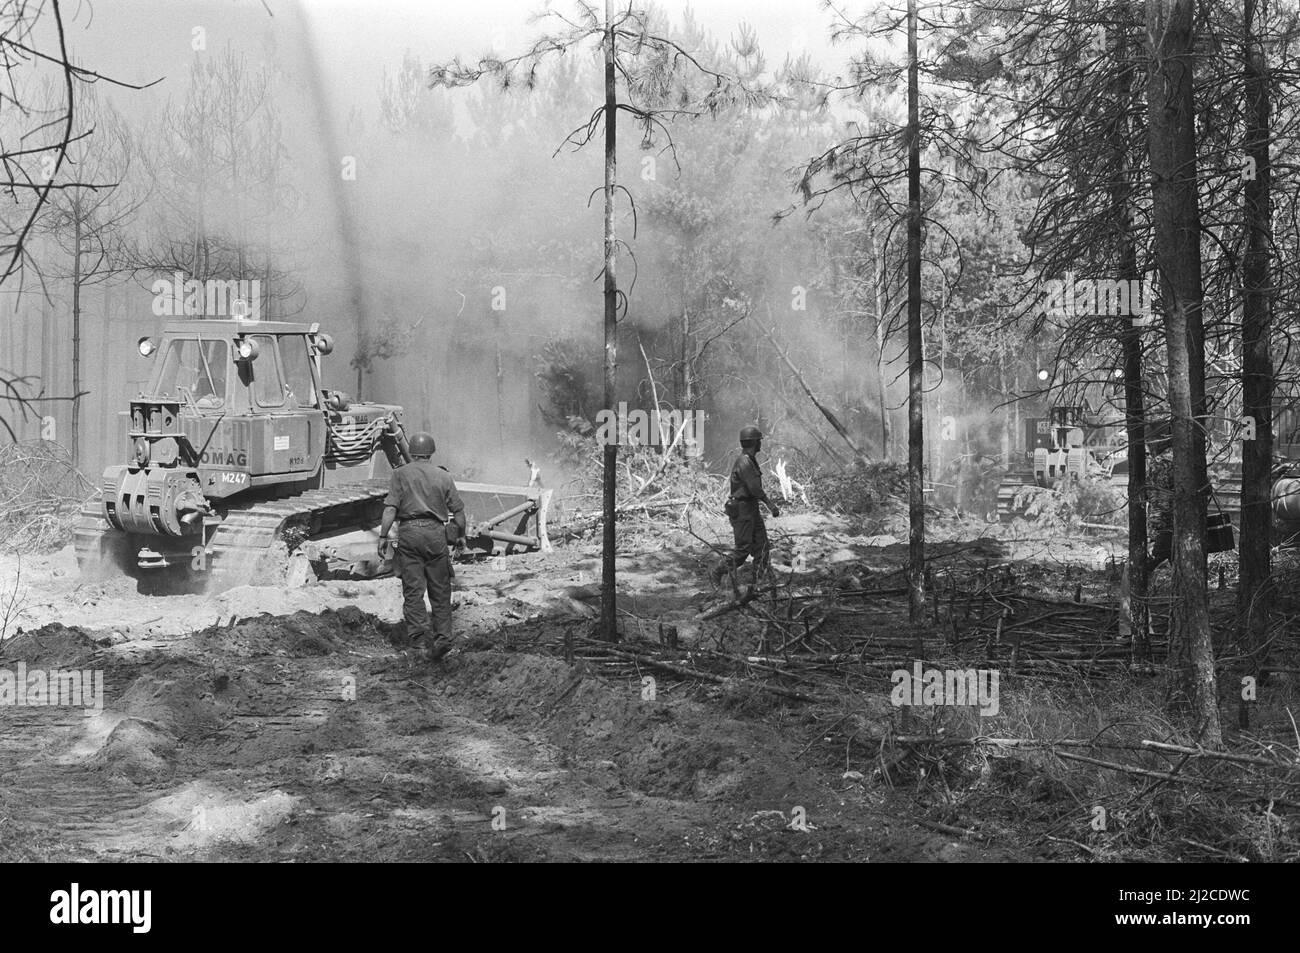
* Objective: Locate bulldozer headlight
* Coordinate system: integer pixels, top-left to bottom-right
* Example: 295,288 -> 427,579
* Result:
312,333 -> 334,355
1037,369 -> 1049,382
134,437 -> 150,467
236,338 -> 260,361
138,336 -> 156,357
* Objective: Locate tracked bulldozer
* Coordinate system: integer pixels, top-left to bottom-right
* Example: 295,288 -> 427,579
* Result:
994,405 -> 1116,521
75,316 -> 550,589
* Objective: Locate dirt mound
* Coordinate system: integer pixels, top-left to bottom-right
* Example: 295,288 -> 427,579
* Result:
115,659 -> 230,737
444,650 -> 577,718
0,623 -> 101,668
610,707 -> 809,803
192,605 -> 402,656
136,781 -> 300,849
218,706 -> 370,769
93,717 -> 178,782
439,646 -> 810,804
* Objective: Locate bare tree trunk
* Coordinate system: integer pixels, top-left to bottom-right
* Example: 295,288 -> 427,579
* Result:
1106,14 -> 1150,657
1146,0 -> 1220,745
677,250 -> 692,411
906,0 -> 926,630
682,312 -> 693,411
872,232 -> 891,460
71,215 -> 82,468
934,305 -> 946,482
495,312 -> 506,451
1012,371 -> 1020,462
600,0 -> 619,642
1239,0 -> 1274,674
999,364 -> 1010,462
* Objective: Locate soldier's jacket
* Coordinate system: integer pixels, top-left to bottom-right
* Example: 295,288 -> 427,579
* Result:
385,459 -> 466,527
729,452 -> 769,506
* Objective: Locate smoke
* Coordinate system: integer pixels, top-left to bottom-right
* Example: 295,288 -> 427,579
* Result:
16,1 -> 889,497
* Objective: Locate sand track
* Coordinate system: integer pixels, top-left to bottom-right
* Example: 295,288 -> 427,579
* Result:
0,523 -> 1044,862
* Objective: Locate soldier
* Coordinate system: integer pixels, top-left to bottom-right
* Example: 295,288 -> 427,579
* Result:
378,431 -> 467,661
711,425 -> 781,584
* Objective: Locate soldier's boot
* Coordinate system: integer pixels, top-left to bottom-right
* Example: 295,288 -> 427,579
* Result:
709,561 -> 729,587
424,636 -> 454,662
405,628 -> 429,653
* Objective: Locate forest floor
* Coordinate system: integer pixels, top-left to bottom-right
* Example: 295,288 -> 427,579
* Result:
0,510 -> 1294,862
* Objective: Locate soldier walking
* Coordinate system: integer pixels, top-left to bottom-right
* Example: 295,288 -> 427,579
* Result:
378,432 -> 467,661
712,425 -> 781,584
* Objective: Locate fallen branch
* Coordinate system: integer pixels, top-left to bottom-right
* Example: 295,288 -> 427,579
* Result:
911,817 -> 988,841
759,306 -> 871,466
1140,739 -> 1291,768
1059,752 -> 1300,810
698,583 -> 776,619
598,645 -> 823,703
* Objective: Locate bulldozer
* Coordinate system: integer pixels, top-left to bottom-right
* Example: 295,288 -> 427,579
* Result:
74,316 -> 551,589
994,405 -> 1118,521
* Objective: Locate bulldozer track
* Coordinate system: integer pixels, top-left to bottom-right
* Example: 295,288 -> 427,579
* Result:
995,475 -> 1041,522
206,479 -> 390,584
74,477 -> 548,586
74,482 -> 391,582
73,497 -> 116,571
73,498 -> 108,554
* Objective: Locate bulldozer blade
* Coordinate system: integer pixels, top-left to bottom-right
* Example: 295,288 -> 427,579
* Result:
457,483 -> 552,555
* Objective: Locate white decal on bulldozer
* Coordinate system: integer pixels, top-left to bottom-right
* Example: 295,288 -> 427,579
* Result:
199,450 -> 248,466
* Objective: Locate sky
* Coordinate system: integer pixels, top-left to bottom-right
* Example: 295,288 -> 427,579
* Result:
66,0 -> 859,118
23,0 -> 878,469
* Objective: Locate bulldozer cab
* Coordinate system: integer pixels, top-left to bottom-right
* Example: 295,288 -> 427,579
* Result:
1026,405 -> 1087,454
146,320 -> 322,415
151,336 -> 229,408
1047,405 -> 1084,430
127,319 -> 336,496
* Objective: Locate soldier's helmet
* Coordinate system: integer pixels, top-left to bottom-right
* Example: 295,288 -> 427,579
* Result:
739,425 -> 763,444
409,432 -> 437,457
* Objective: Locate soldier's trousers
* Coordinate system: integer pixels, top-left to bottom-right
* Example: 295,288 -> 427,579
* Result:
395,520 -> 452,643
726,501 -> 770,569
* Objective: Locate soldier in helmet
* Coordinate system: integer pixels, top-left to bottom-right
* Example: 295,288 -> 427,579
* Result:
378,431 -> 467,661
711,425 -> 781,585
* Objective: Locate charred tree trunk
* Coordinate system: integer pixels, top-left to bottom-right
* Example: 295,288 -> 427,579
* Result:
1146,0 -> 1220,744
906,0 -> 926,630
874,243 -> 891,461
1106,14 -> 1150,657
680,306 -> 692,409
600,0 -> 619,642
678,247 -> 693,413
1239,0 -> 1274,674
71,215 -> 82,469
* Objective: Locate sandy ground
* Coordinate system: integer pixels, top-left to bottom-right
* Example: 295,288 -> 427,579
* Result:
0,512 -> 1112,862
